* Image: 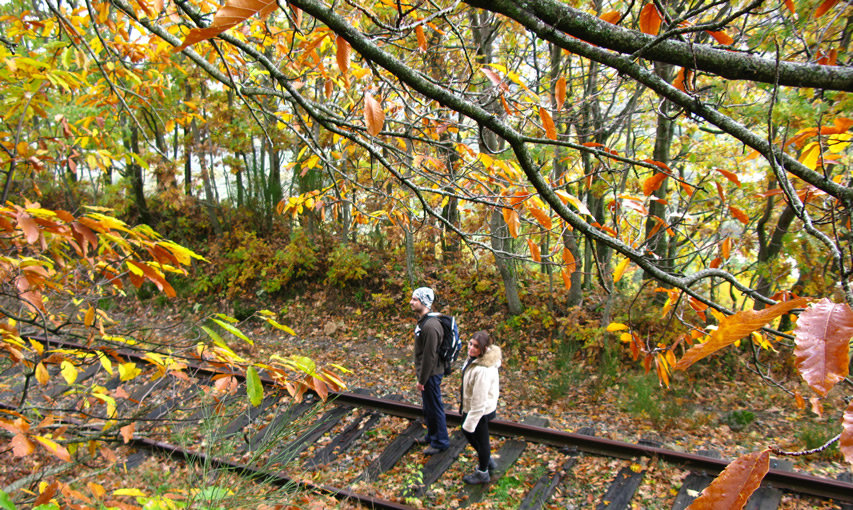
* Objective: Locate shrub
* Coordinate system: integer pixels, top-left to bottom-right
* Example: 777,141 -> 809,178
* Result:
325,243 -> 371,287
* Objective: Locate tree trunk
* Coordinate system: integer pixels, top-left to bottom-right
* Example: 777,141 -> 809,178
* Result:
126,123 -> 152,225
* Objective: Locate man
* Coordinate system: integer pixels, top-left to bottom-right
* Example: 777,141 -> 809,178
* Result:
410,287 -> 450,454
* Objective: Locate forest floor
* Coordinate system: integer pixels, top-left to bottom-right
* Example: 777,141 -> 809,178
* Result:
121,289 -> 852,505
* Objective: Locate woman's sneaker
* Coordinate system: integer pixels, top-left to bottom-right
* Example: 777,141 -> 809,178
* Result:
462,469 -> 490,484
487,458 -> 497,473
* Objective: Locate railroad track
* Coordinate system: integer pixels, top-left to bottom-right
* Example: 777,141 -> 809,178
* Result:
1,337 -> 851,509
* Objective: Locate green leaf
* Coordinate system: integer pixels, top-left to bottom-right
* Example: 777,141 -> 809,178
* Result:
201,325 -> 226,347
0,490 -> 18,510
212,319 -> 253,345
246,366 -> 263,407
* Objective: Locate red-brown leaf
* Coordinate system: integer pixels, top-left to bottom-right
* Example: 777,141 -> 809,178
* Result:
793,298 -> 853,397
675,298 -> 809,370
841,400 -> 853,464
687,450 -> 770,509
363,93 -> 385,136
639,3 -> 663,35
175,0 -> 278,52
643,173 -> 667,196
539,106 -> 557,140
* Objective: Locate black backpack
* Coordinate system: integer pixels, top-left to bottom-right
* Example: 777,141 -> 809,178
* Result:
427,312 -> 462,375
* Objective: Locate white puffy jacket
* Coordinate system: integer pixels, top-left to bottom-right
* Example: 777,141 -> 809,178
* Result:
460,345 -> 501,433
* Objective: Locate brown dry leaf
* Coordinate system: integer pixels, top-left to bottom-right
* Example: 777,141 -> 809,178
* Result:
336,35 -> 350,76
175,0 -> 278,52
687,450 -> 770,509
793,298 -> 853,396
841,400 -> 853,464
675,297 -> 809,370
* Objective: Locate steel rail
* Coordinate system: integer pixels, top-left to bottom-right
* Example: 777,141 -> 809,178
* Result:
19,336 -> 853,504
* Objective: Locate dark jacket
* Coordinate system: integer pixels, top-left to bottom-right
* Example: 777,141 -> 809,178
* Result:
414,314 -> 445,385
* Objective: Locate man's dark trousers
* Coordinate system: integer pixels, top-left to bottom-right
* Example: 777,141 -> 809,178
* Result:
421,374 -> 449,449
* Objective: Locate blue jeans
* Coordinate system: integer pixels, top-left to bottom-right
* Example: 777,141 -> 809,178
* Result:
421,374 -> 449,449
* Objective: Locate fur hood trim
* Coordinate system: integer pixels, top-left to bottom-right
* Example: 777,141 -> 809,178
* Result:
475,345 -> 502,369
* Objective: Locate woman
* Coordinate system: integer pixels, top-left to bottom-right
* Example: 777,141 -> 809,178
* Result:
459,330 -> 501,484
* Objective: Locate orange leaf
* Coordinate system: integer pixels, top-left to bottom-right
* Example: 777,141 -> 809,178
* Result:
562,247 -> 576,272
672,68 -> 692,92
175,0 -> 278,52
126,260 -> 176,298
415,25 -> 427,52
539,106 -> 557,140
705,30 -> 734,45
643,173 -> 667,196
687,450 -> 770,509
676,298 -> 809,370
709,257 -> 721,268
526,239 -> 541,262
34,435 -> 72,462
555,76 -> 566,112
715,168 -> 742,186
363,93 -> 385,136
721,237 -> 732,260
88,482 -> 106,499
814,0 -> 840,18
528,206 -> 553,230
335,35 -> 350,75
816,48 -> 838,66
503,208 -> 520,238
679,181 -> 695,197
715,181 -> 727,203
500,94 -> 516,116
841,401 -> 853,464
120,423 -> 135,443
784,0 -> 795,13
729,206 -> 749,225
84,306 -> 95,327
560,267 -> 572,291
600,10 -> 622,24
639,3 -> 663,35
793,298 -> 853,397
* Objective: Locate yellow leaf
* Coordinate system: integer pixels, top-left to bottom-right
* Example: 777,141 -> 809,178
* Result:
113,488 -> 147,497
799,142 -> 821,169
606,322 -> 629,332
84,306 -> 95,327
620,332 -> 633,342
118,362 -> 141,381
99,352 -> 113,375
35,362 -> 49,385
555,190 -> 592,216
613,257 -> 631,283
61,360 -> 78,384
